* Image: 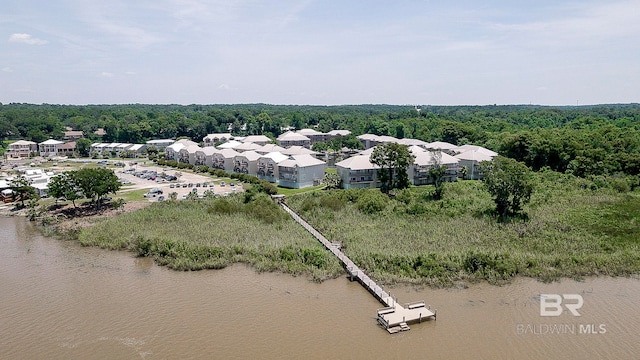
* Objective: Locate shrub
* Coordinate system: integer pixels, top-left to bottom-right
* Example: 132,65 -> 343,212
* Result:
319,194 -> 346,211
208,199 -> 240,215
609,177 -> 631,193
194,165 -> 210,173
356,190 -> 388,214
396,188 -> 413,205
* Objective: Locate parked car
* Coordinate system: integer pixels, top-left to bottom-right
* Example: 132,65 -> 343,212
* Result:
220,181 -> 225,187
143,188 -> 163,198
170,184 -> 175,188
157,195 -> 165,201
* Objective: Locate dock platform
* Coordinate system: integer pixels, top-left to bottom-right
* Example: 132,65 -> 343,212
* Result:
278,201 -> 436,333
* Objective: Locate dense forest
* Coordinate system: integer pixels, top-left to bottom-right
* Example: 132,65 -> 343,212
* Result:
1,103 -> 639,178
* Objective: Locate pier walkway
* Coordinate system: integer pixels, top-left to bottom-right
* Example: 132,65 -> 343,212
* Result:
278,200 -> 436,333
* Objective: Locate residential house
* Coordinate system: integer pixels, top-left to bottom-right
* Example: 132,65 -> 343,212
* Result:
241,135 -> 272,146
280,145 -> 318,156
178,144 -> 202,164
409,149 -> 460,185
357,134 -> 398,149
211,148 -> 239,172
453,144 -> 498,157
335,155 -> 381,189
203,133 -> 234,147
255,144 -> 287,155
326,129 -> 351,140
425,141 -> 458,155
146,139 -> 175,150
277,131 -> 311,148
38,139 -> 65,157
233,150 -> 261,174
257,152 -> 289,183
63,130 -> 84,141
195,147 -> 219,167
277,154 -> 326,189
90,143 -> 109,156
454,150 -> 495,180
57,141 -> 77,156
234,142 -> 262,152
102,143 -> 123,156
125,144 -> 146,157
115,143 -> 134,156
296,128 -> 325,144
395,138 -> 429,147
6,140 -> 37,158
165,139 -> 198,162
217,140 -> 243,150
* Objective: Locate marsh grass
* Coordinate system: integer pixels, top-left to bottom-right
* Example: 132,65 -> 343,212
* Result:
76,170 -> 640,286
78,194 -> 343,281
287,173 -> 640,286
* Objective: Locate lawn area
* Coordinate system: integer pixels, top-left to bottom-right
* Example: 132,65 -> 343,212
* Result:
277,184 -> 325,196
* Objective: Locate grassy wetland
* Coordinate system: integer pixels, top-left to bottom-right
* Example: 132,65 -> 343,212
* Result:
285,171 -> 640,286
77,193 -> 344,281
76,170 -> 639,287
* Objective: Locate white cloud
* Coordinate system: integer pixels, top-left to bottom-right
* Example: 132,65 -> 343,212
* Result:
100,72 -> 114,78
2,67 -> 12,73
8,33 -> 48,45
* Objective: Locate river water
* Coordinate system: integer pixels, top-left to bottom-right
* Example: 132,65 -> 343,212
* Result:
1,216 -> 639,359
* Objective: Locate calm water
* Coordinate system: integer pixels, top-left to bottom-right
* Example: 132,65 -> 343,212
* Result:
1,216 -> 639,359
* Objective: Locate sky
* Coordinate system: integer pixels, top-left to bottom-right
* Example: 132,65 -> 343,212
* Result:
1,0 -> 639,106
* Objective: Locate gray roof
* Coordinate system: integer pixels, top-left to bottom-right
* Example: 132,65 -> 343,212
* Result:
279,154 -> 325,168
277,131 -> 310,141
336,155 -> 379,170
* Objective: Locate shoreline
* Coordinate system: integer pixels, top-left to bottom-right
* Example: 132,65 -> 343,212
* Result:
3,197 -> 639,290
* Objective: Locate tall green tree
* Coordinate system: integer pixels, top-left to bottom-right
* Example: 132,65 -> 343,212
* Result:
480,156 -> 535,218
9,175 -> 37,208
47,171 -> 82,209
75,138 -> 92,157
74,168 -> 121,210
370,143 -> 415,193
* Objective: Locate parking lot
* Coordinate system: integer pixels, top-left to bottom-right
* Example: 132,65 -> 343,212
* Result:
116,163 -> 243,201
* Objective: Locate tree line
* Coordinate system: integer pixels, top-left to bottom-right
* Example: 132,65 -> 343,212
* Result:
1,103 -> 639,177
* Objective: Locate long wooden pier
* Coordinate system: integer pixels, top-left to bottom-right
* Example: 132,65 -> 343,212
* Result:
278,200 -> 436,333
